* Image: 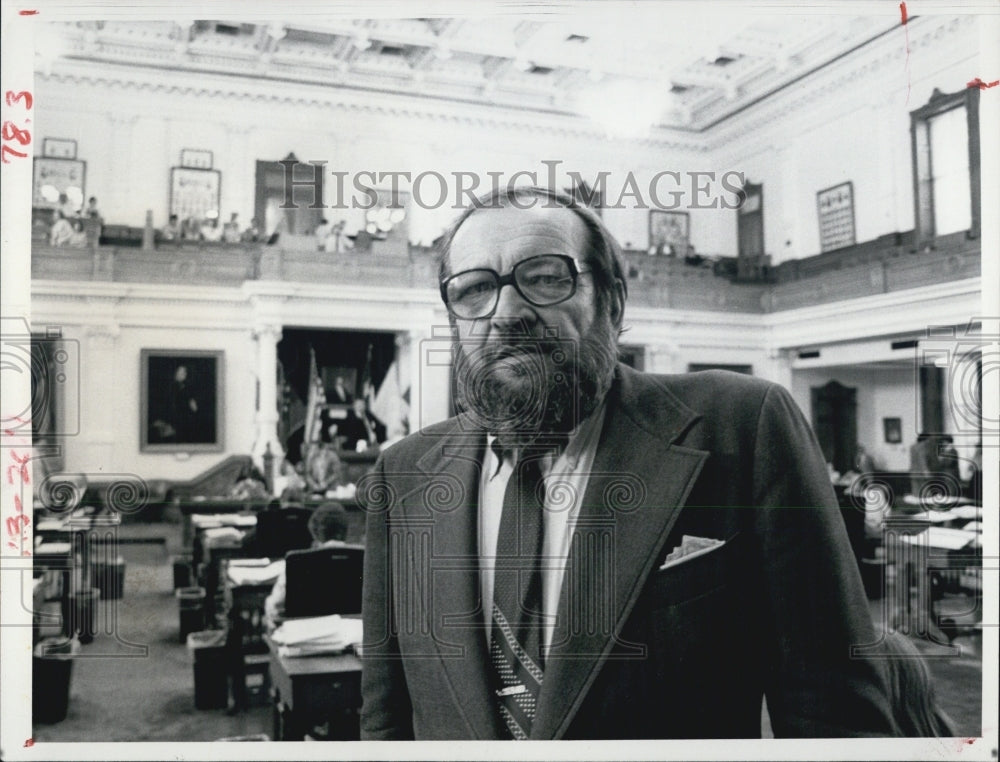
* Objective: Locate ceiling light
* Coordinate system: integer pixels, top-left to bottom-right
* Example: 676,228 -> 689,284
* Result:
513,58 -> 531,72
353,35 -> 371,51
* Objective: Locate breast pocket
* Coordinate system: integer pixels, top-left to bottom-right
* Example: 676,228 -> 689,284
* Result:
646,532 -> 740,609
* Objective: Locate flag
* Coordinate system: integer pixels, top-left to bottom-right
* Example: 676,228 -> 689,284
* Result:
371,360 -> 398,429
304,346 -> 326,446
361,343 -> 375,409
372,359 -> 411,439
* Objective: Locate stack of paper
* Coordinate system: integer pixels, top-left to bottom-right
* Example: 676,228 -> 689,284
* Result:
202,526 -> 244,547
952,505 -> 981,520
191,514 -> 224,529
35,542 -> 72,555
271,615 -> 363,657
900,526 -> 977,550
226,559 -> 284,586
326,483 -> 357,500
907,510 -> 960,524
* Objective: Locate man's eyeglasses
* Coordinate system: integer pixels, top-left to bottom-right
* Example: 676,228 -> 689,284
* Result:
440,254 -> 591,320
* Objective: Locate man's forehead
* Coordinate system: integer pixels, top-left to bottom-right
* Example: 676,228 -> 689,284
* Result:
448,205 -> 590,271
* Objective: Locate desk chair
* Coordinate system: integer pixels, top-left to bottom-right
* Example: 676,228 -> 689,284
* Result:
252,508 -> 313,560
283,543 -> 364,619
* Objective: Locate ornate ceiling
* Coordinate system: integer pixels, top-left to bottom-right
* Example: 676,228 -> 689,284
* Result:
43,13 -> 902,133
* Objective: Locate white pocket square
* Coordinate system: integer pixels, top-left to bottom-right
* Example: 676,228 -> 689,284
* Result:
658,535 -> 725,571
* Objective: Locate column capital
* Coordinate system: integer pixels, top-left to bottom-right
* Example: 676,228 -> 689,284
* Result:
252,323 -> 282,343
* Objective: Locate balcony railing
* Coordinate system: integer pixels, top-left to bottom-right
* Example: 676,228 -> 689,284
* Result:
31,230 -> 980,313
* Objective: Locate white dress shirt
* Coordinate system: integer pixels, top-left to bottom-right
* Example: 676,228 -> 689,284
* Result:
478,403 -> 607,653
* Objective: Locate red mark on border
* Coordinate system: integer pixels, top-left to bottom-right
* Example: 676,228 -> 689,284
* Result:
967,77 -> 999,90
24,738 -> 35,747
900,2 -> 911,104
19,9 -> 38,14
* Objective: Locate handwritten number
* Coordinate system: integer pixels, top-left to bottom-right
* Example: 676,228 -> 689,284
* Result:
1,144 -> 28,163
5,90 -> 33,109
2,121 -> 31,145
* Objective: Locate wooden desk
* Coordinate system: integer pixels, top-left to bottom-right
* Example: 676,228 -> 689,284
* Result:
268,643 -> 362,740
882,511 -> 981,641
34,542 -> 73,637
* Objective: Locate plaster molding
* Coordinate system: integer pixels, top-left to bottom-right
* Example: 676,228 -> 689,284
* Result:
38,62 -> 706,152
705,15 -> 976,152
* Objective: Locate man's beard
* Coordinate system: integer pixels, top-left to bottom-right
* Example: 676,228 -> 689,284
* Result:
453,315 -> 618,448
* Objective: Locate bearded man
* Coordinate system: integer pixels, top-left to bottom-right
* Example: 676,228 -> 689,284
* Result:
358,187 -> 898,741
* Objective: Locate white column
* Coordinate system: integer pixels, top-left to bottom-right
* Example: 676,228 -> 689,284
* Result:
645,341 -> 680,374
223,124 -> 253,224
250,323 -> 284,468
759,348 -> 794,391
106,114 -> 139,224
410,324 -> 451,431
77,315 -> 120,471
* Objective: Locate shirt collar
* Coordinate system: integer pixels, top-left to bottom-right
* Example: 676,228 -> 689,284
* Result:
485,400 -> 607,480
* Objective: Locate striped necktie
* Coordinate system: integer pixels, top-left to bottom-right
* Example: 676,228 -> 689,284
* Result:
490,450 -> 546,739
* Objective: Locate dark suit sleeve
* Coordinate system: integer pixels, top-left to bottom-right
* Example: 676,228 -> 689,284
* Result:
359,455 -> 415,740
749,384 -> 898,737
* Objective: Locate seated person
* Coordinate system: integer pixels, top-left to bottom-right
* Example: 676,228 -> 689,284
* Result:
229,464 -> 270,501
85,196 -> 102,223
200,217 -> 223,242
181,216 -> 202,241
314,218 -> 333,251
222,212 -> 241,243
337,399 -> 380,452
161,214 -> 182,241
303,443 -> 344,494
49,212 -> 75,247
264,503 -> 349,624
273,458 -> 307,500
57,192 -> 79,219
67,219 -> 88,248
241,218 -> 261,243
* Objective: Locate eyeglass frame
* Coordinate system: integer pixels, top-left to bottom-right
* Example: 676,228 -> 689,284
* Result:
439,254 -> 592,320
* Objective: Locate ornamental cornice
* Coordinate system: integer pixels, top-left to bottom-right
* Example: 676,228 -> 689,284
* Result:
705,15 -> 976,152
37,64 -> 707,153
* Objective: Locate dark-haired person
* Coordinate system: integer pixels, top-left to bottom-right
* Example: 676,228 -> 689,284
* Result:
265,502 -> 350,625
359,187 -> 898,740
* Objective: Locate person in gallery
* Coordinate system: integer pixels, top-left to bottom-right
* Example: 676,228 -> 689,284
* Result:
359,186 -> 899,740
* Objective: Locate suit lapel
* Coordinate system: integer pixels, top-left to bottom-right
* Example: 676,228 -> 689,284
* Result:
532,365 -> 709,739
410,426 -> 505,739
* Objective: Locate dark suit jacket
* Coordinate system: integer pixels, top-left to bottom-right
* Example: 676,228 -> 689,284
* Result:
359,365 -> 898,739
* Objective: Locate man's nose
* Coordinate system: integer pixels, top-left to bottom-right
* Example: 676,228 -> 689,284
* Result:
490,282 -> 535,331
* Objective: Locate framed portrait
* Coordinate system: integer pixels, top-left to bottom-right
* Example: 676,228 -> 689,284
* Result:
169,167 -> 221,223
42,137 -> 78,159
883,416 -> 902,444
141,350 -> 224,452
32,157 -> 86,210
817,181 -> 856,252
648,210 -> 689,255
180,148 -> 213,169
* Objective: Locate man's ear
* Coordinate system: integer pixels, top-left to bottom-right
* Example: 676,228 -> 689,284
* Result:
609,278 -> 626,329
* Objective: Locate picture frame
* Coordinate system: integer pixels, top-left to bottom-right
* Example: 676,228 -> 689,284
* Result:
883,416 -> 902,445
32,157 -> 86,210
648,210 -> 689,255
169,167 -> 221,224
817,181 -> 856,252
141,350 -> 224,452
180,148 -> 213,169
42,137 -> 78,159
